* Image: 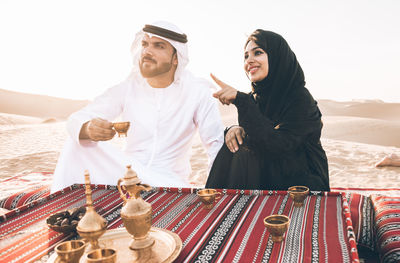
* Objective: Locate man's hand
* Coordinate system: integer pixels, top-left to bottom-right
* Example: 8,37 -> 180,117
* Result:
211,73 -> 238,105
79,118 -> 116,141
225,126 -> 246,153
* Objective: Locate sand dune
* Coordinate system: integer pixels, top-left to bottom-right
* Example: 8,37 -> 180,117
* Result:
0,89 -> 399,199
0,113 -> 44,126
319,99 -> 400,147
318,99 -> 400,121
218,100 -> 400,147
0,89 -> 88,120
322,116 -> 400,147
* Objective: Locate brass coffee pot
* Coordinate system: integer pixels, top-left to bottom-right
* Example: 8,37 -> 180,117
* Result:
117,165 -> 154,250
77,170 -> 108,251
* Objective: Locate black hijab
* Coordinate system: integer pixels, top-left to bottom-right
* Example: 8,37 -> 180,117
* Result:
206,30 -> 329,191
243,30 -> 329,191
247,30 -> 308,123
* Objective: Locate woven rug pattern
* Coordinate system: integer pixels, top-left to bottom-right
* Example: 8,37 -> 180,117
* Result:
0,185 -> 359,263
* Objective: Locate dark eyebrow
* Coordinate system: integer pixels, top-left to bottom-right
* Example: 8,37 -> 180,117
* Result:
251,47 -> 263,51
153,41 -> 167,46
245,47 -> 262,54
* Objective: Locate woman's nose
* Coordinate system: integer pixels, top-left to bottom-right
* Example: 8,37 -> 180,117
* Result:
245,58 -> 254,68
246,54 -> 255,63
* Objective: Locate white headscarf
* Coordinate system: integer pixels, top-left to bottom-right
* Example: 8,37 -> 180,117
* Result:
129,21 -> 189,83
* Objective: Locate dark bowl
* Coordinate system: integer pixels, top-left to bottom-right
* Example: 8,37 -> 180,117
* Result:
46,207 -> 85,234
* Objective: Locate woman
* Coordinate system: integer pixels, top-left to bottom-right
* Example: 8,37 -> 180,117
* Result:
205,30 -> 330,191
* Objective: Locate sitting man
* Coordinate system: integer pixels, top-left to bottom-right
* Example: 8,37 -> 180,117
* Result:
51,21 -> 224,192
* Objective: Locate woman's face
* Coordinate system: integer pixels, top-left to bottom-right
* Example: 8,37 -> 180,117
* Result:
244,40 -> 269,82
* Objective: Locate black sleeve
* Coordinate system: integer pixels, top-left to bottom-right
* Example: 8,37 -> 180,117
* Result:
233,91 -> 317,157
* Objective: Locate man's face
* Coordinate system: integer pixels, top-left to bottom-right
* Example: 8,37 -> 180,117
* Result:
139,34 -> 178,78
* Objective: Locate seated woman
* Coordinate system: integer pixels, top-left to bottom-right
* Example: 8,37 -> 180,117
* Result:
206,29 -> 330,191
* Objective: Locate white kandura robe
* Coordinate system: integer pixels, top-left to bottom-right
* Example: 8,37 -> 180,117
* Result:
50,72 -> 224,192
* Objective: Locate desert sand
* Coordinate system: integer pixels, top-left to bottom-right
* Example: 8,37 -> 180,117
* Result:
1,89 -> 400,202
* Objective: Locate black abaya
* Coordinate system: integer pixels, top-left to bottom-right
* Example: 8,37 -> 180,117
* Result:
206,30 -> 330,191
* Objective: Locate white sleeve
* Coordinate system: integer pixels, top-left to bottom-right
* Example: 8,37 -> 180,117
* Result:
193,81 -> 224,171
66,81 -> 129,145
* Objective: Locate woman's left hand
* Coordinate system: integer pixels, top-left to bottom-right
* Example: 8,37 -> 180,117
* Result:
225,126 -> 246,153
210,73 -> 238,105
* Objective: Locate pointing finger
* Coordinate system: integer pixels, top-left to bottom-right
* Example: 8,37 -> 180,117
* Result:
210,73 -> 228,89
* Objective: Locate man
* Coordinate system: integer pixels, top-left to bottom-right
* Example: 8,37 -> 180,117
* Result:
51,21 -> 224,192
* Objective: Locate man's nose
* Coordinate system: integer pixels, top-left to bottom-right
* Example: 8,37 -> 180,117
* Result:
142,46 -> 153,56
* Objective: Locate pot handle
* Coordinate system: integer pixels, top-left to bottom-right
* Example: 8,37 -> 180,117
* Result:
117,178 -> 127,203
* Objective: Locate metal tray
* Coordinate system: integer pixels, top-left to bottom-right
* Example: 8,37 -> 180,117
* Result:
47,227 -> 182,262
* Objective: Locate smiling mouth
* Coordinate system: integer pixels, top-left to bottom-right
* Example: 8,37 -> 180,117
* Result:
248,67 -> 258,74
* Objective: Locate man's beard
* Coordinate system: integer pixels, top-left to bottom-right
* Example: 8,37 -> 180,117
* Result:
139,59 -> 173,78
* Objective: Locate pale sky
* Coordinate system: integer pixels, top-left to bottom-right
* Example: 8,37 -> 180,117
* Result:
1,0 -> 399,102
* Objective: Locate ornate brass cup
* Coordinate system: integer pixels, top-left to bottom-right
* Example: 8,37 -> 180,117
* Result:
77,171 -> 108,251
118,165 -> 154,250
288,186 -> 310,207
86,248 -> 117,263
113,122 -> 130,137
54,240 -> 86,263
263,215 -> 290,243
197,189 -> 221,209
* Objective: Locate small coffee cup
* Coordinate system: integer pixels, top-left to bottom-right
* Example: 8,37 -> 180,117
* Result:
55,240 -> 86,263
288,186 -> 309,207
86,248 -> 117,263
112,122 -> 130,137
197,189 -> 221,209
263,215 -> 290,243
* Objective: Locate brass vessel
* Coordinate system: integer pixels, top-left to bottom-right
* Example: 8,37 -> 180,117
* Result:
264,215 -> 290,243
77,170 -> 108,251
197,189 -> 221,209
113,122 -> 130,137
117,165 -> 154,250
54,240 -> 86,263
288,186 -> 310,207
86,248 -> 117,263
